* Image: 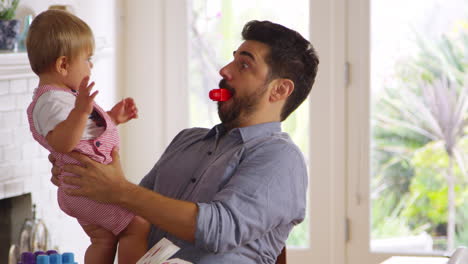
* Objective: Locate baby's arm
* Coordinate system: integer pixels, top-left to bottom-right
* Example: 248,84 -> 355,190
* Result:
46,79 -> 98,153
107,97 -> 138,125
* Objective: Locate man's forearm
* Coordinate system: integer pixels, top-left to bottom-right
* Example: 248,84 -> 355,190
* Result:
118,182 -> 198,243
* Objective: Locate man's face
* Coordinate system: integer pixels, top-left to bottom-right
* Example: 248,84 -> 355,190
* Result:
217,40 -> 271,128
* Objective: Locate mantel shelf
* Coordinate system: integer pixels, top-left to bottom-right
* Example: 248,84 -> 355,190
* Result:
0,47 -> 113,81
0,52 -> 35,80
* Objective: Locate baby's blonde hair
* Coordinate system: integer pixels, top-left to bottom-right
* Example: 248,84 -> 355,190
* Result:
26,10 -> 95,75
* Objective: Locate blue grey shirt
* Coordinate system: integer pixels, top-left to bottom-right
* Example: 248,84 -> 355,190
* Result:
139,122 -> 308,264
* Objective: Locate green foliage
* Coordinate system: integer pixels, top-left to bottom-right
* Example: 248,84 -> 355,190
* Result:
283,99 -> 310,157
372,215 -> 426,239
0,0 -> 19,20
372,186 -> 430,238
372,193 -> 413,238
405,33 -> 468,84
456,198 -> 468,245
371,88 -> 430,221
402,142 -> 455,228
287,216 -> 309,247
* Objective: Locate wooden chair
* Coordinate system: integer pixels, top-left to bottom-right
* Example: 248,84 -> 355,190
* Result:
276,247 -> 287,264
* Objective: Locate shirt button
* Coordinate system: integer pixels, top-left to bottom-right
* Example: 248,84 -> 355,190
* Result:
191,178 -> 196,183
207,151 -> 212,155
95,141 -> 101,147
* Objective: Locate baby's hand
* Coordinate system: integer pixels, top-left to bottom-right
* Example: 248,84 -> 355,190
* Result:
108,98 -> 139,125
75,76 -> 98,115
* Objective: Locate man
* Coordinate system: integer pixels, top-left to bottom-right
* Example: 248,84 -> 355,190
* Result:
54,20 -> 319,263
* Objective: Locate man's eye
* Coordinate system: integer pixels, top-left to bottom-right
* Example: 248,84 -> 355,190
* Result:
87,57 -> 93,62
241,62 -> 249,69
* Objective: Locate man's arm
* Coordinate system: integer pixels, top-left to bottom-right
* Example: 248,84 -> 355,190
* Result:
195,142 -> 308,253
60,149 -> 198,243
120,183 -> 198,242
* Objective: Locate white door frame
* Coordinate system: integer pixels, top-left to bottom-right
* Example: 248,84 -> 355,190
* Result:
297,0 -> 347,263
345,0 -> 408,263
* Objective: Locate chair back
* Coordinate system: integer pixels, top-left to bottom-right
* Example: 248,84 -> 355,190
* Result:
276,247 -> 286,264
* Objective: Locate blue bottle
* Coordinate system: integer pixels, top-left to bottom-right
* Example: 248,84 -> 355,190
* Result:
36,255 -> 50,264
49,254 -> 62,264
61,252 -> 75,264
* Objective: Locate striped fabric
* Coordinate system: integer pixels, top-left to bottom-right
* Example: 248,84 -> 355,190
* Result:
26,85 -> 134,235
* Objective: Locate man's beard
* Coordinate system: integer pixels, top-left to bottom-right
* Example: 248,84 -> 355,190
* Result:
217,79 -> 267,130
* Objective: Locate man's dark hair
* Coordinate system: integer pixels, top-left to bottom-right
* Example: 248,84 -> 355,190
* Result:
241,20 -> 319,121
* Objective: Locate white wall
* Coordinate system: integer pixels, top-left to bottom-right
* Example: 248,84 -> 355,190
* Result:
120,0 -> 167,183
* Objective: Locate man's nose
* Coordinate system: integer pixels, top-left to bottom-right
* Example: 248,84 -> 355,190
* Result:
219,65 -> 232,81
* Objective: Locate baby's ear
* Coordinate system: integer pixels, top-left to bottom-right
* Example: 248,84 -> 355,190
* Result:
55,56 -> 69,76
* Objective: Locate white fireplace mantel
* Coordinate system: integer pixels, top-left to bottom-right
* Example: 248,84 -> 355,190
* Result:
0,48 -> 112,81
0,52 -> 36,81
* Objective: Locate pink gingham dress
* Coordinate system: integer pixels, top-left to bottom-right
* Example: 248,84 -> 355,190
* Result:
27,85 -> 134,235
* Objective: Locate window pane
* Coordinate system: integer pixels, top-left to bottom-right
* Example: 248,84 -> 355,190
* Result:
371,0 -> 468,254
188,0 -> 310,248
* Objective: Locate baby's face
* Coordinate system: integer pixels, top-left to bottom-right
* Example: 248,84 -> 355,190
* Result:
65,50 -> 94,90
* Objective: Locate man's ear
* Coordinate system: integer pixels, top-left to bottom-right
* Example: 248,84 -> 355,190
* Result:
55,56 -> 69,76
269,79 -> 294,102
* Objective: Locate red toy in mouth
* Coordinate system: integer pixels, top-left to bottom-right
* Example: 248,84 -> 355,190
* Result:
209,89 -> 232,101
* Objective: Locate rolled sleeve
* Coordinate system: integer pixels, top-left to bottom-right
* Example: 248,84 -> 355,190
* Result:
195,142 -> 307,253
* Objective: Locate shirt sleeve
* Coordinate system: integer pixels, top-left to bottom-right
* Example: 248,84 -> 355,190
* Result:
194,141 -> 308,253
32,91 -> 76,137
139,164 -> 158,190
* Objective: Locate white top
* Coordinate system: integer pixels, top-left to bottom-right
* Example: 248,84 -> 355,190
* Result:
32,90 -> 105,140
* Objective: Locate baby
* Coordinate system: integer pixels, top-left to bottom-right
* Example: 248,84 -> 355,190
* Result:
26,10 -> 149,264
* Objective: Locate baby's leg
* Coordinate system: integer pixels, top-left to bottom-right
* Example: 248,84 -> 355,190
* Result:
117,216 -> 151,264
81,224 -> 118,264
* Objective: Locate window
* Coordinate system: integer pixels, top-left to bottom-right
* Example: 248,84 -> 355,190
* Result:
347,0 -> 468,262
371,0 -> 468,254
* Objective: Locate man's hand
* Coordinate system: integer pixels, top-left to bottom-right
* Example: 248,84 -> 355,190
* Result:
48,154 -> 61,187
74,76 -> 98,115
61,148 -> 130,204
107,98 -> 139,125
61,149 -> 198,243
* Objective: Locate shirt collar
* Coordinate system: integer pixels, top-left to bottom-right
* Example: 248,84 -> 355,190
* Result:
202,124 -> 225,140
202,122 -> 282,142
